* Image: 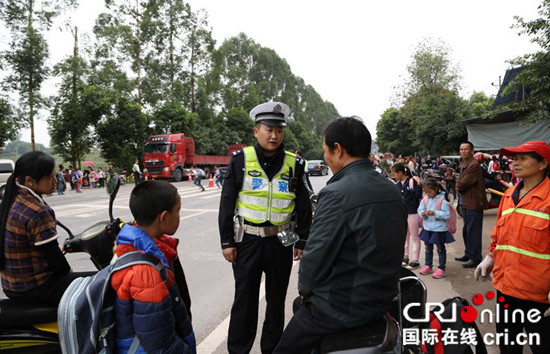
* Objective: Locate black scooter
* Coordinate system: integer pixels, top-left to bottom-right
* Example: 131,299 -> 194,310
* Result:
0,177 -> 123,353
316,268 -> 427,354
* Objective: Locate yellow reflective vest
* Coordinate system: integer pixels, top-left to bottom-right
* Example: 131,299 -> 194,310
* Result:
236,146 -> 297,225
490,177 -> 550,303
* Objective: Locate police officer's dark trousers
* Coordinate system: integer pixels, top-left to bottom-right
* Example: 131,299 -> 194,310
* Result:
228,234 -> 293,354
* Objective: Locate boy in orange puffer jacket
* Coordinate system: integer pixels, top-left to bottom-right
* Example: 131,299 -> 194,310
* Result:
111,181 -> 196,354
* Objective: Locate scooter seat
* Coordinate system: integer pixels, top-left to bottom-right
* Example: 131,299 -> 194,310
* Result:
0,299 -> 57,327
319,314 -> 399,354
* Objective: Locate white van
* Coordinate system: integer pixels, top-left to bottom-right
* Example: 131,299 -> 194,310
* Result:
0,159 -> 15,200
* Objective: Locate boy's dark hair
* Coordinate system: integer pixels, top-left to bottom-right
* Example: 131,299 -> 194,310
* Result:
322,116 -> 371,158
461,141 -> 474,150
129,181 -> 179,226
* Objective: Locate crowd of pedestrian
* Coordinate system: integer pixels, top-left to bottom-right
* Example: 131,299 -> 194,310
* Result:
51,164 -> 117,195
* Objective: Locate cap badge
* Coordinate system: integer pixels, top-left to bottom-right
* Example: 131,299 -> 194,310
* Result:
273,104 -> 282,113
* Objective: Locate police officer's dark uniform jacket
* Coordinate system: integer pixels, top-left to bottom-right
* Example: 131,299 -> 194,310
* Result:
218,102 -> 312,354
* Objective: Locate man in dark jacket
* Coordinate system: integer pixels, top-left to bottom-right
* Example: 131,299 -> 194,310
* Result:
455,141 -> 487,268
274,117 -> 407,354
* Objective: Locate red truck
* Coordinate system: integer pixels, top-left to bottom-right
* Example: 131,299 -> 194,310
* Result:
142,133 -> 245,181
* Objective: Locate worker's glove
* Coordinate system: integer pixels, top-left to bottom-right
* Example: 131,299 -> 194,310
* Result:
474,255 -> 494,281
544,292 -> 550,317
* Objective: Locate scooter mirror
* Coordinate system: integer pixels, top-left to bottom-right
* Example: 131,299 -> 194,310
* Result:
107,176 -> 121,223
106,175 -> 119,195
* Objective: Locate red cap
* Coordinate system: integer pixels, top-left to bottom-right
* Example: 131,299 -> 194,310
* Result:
499,141 -> 550,162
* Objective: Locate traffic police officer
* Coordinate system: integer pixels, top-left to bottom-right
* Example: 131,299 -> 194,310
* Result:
218,101 -> 312,354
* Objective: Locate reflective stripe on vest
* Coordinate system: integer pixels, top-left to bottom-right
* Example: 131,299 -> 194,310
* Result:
497,206 -> 550,260
236,146 -> 296,225
501,207 -> 550,220
495,244 -> 550,260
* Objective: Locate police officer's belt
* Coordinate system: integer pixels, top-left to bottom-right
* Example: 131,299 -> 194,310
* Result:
243,222 -> 291,237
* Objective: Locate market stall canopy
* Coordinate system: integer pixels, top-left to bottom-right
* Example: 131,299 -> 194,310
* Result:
465,67 -> 550,151
82,160 -> 96,168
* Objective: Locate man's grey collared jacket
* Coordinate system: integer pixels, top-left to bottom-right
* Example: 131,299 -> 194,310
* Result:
299,159 -> 407,326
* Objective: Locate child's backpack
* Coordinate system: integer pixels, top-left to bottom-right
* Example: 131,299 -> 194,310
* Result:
422,196 -> 458,234
58,251 -> 166,354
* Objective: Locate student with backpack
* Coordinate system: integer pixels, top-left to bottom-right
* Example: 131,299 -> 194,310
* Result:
418,178 -> 455,279
391,163 -> 423,269
110,181 -> 196,353
72,169 -> 82,193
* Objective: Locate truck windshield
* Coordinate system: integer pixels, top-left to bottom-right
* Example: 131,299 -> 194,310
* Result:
144,143 -> 169,154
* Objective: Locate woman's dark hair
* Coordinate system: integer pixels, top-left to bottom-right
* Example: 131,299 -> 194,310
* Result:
322,116 -> 371,158
129,180 -> 179,226
524,152 -> 550,177
391,163 -> 412,178
0,151 -> 56,269
423,177 -> 449,201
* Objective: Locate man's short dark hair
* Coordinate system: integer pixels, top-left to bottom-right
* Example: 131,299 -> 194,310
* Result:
130,181 -> 179,226
461,141 -> 474,150
322,116 -> 371,158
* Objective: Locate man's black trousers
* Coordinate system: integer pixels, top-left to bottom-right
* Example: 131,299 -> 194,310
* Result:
228,234 -> 293,354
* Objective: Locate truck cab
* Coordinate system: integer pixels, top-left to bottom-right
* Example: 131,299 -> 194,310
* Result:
143,133 -> 187,181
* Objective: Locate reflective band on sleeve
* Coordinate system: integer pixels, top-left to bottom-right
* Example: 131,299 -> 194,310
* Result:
495,244 -> 550,260
502,207 -> 550,220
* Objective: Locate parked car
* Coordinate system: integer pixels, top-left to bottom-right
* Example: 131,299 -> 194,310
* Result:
308,160 -> 329,176
0,159 -> 15,200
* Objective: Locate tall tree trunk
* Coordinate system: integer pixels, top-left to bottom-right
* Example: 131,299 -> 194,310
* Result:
28,0 -> 35,151
135,0 -> 142,106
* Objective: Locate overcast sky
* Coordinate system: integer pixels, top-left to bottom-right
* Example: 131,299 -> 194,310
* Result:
10,0 -> 543,147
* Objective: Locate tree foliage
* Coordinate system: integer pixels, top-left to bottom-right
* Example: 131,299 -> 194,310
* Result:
0,0 -> 77,150
377,39 -> 468,156
506,0 -> 550,121
95,97 -> 151,169
0,98 -> 20,149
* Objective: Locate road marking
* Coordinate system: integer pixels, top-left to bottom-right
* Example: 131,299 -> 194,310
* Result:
180,211 -> 207,220
197,262 -> 297,353
181,190 -> 220,199
200,193 -> 221,199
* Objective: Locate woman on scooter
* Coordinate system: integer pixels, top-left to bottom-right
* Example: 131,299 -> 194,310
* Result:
475,141 -> 550,354
0,151 -> 93,305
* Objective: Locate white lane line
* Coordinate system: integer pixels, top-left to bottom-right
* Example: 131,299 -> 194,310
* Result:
181,190 -> 220,199
197,264 -> 290,353
180,211 -> 207,220
200,193 -> 222,200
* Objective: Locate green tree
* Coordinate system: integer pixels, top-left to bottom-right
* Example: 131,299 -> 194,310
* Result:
507,0 -> 550,121
468,91 -> 495,117
151,101 -> 197,135
378,39 -> 467,156
224,107 -> 255,145
96,97 -> 151,169
0,98 -> 20,149
376,107 -> 415,155
401,90 -> 468,154
216,33 -> 339,140
0,0 -> 77,150
48,27 -> 112,168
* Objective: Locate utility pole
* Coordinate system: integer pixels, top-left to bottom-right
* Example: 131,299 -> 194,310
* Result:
491,75 -> 502,90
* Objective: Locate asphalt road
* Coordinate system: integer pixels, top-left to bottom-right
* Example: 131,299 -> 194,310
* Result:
0,174 -> 523,353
